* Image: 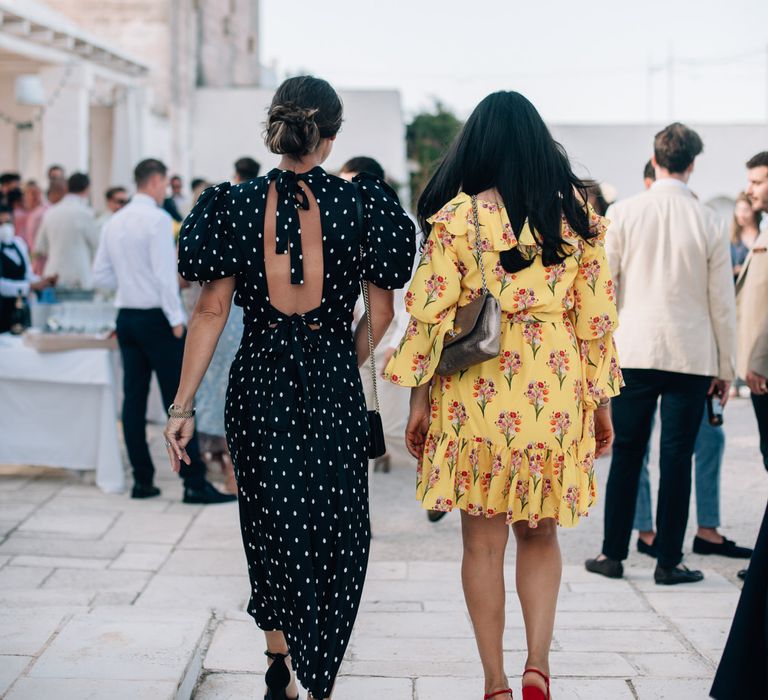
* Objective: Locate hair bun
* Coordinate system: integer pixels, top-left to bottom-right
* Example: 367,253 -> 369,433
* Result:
266,102 -> 321,156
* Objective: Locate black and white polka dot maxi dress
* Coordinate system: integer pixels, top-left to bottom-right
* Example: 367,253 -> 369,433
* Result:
178,167 -> 415,698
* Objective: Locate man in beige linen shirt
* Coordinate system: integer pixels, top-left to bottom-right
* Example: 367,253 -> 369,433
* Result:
739,151 -> 768,470
586,123 -> 736,586
34,173 -> 100,289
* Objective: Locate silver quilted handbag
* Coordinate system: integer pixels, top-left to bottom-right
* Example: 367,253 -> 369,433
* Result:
435,195 -> 501,376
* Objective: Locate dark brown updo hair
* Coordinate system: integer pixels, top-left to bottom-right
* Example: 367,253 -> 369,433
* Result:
265,76 -> 343,157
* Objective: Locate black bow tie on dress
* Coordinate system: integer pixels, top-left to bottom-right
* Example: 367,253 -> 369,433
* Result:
269,168 -> 313,285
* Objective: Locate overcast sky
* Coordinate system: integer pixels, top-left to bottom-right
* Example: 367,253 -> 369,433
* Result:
261,0 -> 768,124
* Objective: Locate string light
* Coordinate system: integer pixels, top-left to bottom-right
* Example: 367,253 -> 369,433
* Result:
0,62 -> 75,130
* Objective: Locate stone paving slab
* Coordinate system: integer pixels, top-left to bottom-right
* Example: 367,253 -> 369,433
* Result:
135,573 -> 250,610
0,609 -> 73,656
416,677 -> 637,700
1,398 -> 764,698
0,656 -> 32,697
5,678 -> 180,700
27,607 -> 209,681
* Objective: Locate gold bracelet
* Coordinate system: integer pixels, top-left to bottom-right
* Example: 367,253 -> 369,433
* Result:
168,403 -> 195,419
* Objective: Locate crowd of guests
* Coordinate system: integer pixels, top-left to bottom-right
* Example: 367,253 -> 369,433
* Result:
2,95 -> 767,696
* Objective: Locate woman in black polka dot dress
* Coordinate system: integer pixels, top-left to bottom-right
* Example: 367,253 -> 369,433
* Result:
164,76 -> 415,699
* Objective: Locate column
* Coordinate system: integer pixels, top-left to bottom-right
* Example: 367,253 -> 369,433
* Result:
39,63 -> 93,174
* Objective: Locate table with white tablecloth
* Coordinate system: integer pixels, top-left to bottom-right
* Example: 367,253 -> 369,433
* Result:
0,334 -> 125,493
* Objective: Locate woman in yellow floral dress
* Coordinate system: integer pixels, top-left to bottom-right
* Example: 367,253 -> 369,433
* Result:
384,92 -> 621,700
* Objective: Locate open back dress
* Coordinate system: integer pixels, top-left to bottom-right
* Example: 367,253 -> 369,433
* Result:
178,167 -> 415,698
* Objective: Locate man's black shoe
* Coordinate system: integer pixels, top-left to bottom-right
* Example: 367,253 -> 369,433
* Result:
131,483 -> 161,499
637,538 -> 658,558
692,536 -> 753,559
654,564 -> 704,585
737,569 -> 748,581
585,556 -> 623,579
183,480 -> 237,505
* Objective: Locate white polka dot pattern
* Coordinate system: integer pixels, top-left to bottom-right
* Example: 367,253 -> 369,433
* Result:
177,167 -> 415,699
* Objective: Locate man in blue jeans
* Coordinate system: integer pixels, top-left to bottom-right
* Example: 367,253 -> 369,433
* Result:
634,408 -> 752,560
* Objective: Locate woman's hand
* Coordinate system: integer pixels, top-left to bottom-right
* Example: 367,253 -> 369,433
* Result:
594,406 -> 614,459
405,384 -> 431,461
163,417 -> 194,473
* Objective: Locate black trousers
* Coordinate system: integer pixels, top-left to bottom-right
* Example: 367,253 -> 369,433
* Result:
602,368 -> 711,568
751,393 -> 768,471
115,308 -> 206,488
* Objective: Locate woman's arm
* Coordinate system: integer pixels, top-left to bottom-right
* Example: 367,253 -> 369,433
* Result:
406,383 -> 431,460
164,276 -> 235,471
354,282 -> 395,367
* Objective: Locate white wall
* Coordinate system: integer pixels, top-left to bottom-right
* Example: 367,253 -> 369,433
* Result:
190,87 -> 409,197
551,123 -> 768,203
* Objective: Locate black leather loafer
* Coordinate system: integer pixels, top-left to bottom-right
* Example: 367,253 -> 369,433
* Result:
654,564 -> 704,585
692,536 -> 753,559
585,556 -> 624,579
131,483 -> 161,499
637,538 -> 658,558
183,480 -> 237,505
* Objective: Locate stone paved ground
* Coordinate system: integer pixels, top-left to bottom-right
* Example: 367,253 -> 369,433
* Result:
1,397 -> 767,699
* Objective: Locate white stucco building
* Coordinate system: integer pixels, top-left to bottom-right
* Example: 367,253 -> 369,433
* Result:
0,0 -> 410,206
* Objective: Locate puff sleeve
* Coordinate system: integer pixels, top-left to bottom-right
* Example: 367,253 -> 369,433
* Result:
569,208 -> 622,408
383,197 -> 467,387
178,182 -> 243,282
354,173 -> 416,290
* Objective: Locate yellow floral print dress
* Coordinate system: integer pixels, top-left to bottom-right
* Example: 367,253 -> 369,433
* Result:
383,193 -> 621,527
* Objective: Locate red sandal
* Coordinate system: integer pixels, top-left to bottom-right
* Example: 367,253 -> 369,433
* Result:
522,668 -> 550,700
484,690 -> 513,699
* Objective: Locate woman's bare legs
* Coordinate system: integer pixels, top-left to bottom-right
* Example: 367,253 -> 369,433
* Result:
512,518 -> 561,695
264,630 -> 299,698
461,511 -> 512,699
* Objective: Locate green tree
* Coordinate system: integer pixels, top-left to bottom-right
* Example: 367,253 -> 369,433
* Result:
406,101 -> 463,213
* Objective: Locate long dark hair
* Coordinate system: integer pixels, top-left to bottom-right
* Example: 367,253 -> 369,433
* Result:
418,91 -> 596,272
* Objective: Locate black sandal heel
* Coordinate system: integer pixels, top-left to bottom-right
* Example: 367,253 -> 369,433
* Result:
264,650 -> 299,700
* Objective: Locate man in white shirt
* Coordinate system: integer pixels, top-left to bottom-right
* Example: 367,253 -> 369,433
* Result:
93,158 -> 235,504
35,173 -> 100,289
586,123 -> 736,585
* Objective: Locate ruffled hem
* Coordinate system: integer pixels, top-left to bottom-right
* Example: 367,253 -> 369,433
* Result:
417,426 -> 597,529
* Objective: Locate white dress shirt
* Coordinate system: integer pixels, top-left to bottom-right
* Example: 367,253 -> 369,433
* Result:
92,193 -> 186,327
605,177 -> 736,379
35,194 -> 100,289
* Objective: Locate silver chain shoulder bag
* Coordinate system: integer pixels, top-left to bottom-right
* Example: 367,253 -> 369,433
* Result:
435,195 -> 501,376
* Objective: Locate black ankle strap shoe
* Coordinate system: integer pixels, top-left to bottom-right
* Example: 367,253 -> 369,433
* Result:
264,650 -> 299,700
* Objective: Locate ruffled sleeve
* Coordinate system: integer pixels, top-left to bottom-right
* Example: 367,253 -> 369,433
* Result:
383,195 -> 467,387
178,181 -> 243,282
354,173 -> 416,290
570,207 -> 622,408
